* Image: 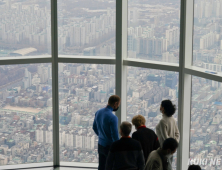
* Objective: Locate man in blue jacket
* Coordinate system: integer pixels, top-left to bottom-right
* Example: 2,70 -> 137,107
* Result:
93,95 -> 120,170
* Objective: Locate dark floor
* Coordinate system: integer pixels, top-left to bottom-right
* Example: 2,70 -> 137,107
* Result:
26,168 -> 93,170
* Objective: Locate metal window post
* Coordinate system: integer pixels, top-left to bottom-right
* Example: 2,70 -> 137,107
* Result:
51,0 -> 60,167
177,0 -> 194,170
116,0 -> 128,127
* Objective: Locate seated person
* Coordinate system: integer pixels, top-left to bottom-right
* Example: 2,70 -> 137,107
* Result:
145,138 -> 178,170
188,165 -> 201,170
132,115 -> 160,162
106,121 -> 145,170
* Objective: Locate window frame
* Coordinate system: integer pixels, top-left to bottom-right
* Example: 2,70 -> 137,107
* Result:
1,0 -> 222,169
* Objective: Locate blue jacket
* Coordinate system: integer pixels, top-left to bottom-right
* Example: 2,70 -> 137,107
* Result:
93,105 -> 119,147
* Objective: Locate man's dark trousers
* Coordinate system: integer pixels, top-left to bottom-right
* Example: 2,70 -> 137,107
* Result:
98,144 -> 110,170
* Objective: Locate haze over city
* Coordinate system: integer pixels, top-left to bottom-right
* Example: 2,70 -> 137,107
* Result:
0,0 -> 222,170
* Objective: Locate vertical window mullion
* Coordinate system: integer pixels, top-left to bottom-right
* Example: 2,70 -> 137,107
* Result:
177,0 -> 194,170
178,73 -> 192,170
51,0 -> 60,167
116,0 -> 128,127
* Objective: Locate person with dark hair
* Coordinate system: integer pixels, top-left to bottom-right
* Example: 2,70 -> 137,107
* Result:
156,100 -> 180,170
132,115 -> 160,162
93,95 -> 121,170
106,121 -> 145,170
188,165 -> 201,170
160,100 -> 176,117
145,138 -> 178,170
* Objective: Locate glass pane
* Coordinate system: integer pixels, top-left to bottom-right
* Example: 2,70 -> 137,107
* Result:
127,66 -> 179,170
0,64 -> 53,166
59,63 -> 115,163
190,76 -> 222,169
193,0 -> 222,73
127,0 -> 180,63
58,0 -> 115,57
0,1 -> 51,57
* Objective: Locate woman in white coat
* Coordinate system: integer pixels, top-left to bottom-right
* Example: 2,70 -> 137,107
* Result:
156,100 -> 180,170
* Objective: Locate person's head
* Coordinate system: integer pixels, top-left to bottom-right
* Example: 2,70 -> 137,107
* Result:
132,115 -> 146,129
162,138 -> 178,155
160,100 -> 176,117
108,95 -> 121,112
188,165 -> 201,170
120,121 -> 132,137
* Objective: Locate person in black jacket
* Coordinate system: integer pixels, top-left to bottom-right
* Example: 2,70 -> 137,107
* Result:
105,121 -> 145,170
132,115 -> 160,162
188,165 -> 201,170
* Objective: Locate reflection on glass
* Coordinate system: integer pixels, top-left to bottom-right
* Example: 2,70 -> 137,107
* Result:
0,0 -> 51,57
193,0 -> 222,73
128,0 -> 180,63
190,76 -> 222,169
58,0 -> 116,57
59,63 -> 115,163
0,64 -> 53,165
127,66 -> 178,169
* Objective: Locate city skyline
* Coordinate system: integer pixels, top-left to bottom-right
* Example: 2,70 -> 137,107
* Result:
0,0 -> 222,169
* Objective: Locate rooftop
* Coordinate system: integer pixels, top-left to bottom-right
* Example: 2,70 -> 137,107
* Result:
10,48 -> 37,56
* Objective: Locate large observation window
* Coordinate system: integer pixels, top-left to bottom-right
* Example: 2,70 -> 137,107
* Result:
0,64 -> 53,165
59,63 -> 115,163
127,66 -> 178,170
127,0 -> 180,63
193,0 -> 222,74
190,76 -> 222,169
0,0 -> 51,58
57,0 -> 116,57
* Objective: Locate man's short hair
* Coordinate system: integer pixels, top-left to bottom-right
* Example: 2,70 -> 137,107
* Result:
108,95 -> 120,106
132,115 -> 146,128
120,121 -> 132,136
188,165 -> 201,170
162,138 -> 178,151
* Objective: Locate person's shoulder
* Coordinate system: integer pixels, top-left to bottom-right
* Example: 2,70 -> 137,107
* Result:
137,127 -> 152,134
159,118 -> 167,125
109,113 -> 118,121
130,138 -> 139,143
97,107 -> 106,112
164,115 -> 175,121
144,128 -> 157,135
130,138 -> 142,148
147,127 -> 157,133
143,127 -> 154,132
147,150 -> 160,165
97,107 -> 112,115
150,149 -> 158,153
132,130 -> 138,136
95,108 -> 104,115
165,115 -> 177,124
172,116 -> 177,122
148,149 -> 159,158
110,140 -> 121,151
